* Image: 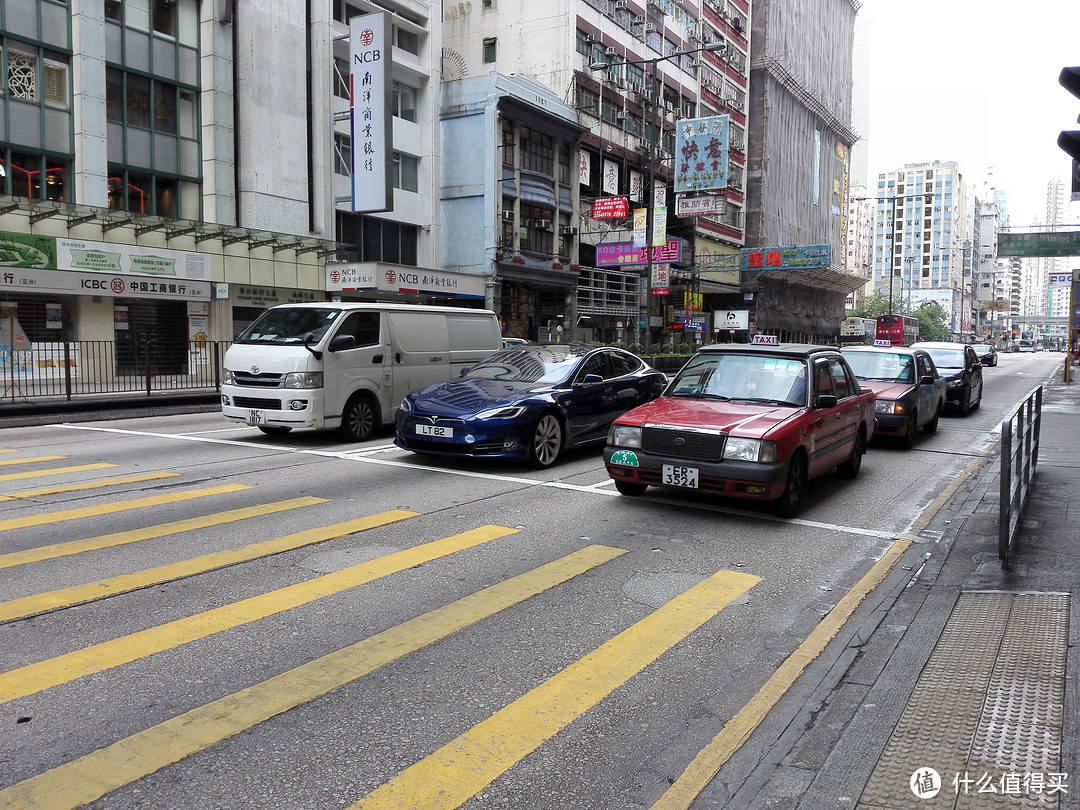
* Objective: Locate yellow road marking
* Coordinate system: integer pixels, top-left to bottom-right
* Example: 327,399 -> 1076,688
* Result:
0,471 -> 181,502
0,484 -> 251,532
651,538 -> 912,810
0,463 -> 116,483
0,544 -> 625,810
0,522 -> 508,703
0,496 -> 327,570
353,568 -> 761,810
0,455 -> 66,467
0,509 -> 417,623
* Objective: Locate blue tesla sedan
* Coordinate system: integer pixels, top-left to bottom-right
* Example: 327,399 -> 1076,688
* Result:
395,343 -> 667,468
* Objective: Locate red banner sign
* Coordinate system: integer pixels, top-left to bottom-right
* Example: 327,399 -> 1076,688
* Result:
591,197 -> 630,219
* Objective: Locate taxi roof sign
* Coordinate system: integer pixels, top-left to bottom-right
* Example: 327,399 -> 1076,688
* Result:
874,339 -> 892,347
751,334 -> 779,345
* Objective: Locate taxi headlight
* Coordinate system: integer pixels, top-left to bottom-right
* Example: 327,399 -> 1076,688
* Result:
723,437 -> 777,463
875,400 -> 903,414
608,425 -> 643,448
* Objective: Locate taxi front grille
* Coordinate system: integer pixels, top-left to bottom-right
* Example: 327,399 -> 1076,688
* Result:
641,427 -> 726,462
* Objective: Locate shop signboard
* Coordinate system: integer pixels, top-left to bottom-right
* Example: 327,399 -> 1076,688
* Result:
739,244 -> 831,272
596,239 -> 681,268
0,266 -> 211,301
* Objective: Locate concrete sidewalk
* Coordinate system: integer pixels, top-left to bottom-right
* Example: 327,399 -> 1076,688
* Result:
711,375 -> 1080,809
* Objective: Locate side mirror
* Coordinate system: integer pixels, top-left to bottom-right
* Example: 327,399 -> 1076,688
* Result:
578,374 -> 604,386
302,332 -> 322,360
328,334 -> 356,352
816,393 -> 838,409
919,375 -> 935,386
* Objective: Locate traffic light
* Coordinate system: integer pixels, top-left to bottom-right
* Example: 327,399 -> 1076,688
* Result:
1058,67 -> 1080,161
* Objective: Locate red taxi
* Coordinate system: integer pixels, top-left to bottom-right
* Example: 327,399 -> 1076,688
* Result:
603,342 -> 876,517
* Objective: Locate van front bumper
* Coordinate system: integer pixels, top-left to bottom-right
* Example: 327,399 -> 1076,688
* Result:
221,386 -> 326,429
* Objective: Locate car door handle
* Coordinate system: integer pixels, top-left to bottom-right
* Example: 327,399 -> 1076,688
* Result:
372,354 -> 383,364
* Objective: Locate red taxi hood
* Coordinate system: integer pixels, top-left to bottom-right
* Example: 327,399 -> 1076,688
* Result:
618,396 -> 798,439
857,380 -> 913,401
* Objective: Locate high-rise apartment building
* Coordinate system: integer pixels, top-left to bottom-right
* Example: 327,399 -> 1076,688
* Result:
871,161 -> 973,337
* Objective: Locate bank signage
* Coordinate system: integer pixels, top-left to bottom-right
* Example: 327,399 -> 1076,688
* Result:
1,231 -> 211,281
1,266 -> 210,301
326,263 -> 486,299
350,13 -> 393,213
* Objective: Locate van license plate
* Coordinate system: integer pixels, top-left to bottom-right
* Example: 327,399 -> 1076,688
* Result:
662,464 -> 698,488
247,409 -> 266,426
417,424 -> 453,438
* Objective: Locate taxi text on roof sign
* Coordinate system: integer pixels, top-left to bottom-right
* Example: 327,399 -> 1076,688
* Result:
751,334 -> 779,345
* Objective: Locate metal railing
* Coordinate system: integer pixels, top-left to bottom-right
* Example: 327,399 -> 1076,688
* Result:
1,339 -> 229,404
999,385 -> 1042,568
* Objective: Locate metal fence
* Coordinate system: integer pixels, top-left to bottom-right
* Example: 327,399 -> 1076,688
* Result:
2,339 -> 230,403
998,385 -> 1042,568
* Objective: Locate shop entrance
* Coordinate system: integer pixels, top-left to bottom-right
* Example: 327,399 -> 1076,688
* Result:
114,299 -> 189,376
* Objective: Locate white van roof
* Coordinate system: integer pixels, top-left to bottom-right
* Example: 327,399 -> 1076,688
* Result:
267,302 -> 496,316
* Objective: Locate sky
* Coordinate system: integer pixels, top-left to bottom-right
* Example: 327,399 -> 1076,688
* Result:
858,0 -> 1079,227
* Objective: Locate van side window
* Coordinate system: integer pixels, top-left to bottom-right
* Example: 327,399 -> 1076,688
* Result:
336,312 -> 381,347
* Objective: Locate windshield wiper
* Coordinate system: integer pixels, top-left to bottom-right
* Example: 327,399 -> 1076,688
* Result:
731,397 -> 793,406
667,392 -> 733,401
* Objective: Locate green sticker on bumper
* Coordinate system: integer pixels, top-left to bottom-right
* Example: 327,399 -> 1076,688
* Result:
610,450 -> 639,467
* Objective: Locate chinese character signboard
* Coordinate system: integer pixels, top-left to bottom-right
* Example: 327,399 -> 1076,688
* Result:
591,197 -> 630,219
602,160 -> 619,195
595,239 -> 682,268
674,115 -> 730,194
998,232 -> 1080,257
739,244 -> 831,272
350,13 -> 392,213
676,195 -> 725,217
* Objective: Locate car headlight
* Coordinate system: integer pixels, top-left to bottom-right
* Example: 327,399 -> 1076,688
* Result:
947,379 -> 962,388
875,400 -> 903,414
399,397 -> 412,412
223,369 -> 237,384
723,437 -> 777,463
608,424 -> 643,448
283,371 -> 323,389
475,405 -> 527,420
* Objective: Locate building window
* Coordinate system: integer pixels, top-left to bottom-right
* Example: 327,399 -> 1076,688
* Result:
520,127 -> 553,176
392,152 -> 418,192
392,81 -> 417,122
1,152 -> 69,201
334,133 -> 351,176
333,56 -> 349,100
395,27 -> 420,55
6,47 -> 39,101
522,206 -> 554,254
482,37 -> 497,63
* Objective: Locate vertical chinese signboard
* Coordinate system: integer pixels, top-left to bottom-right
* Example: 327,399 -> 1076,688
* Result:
350,13 -> 392,213
674,115 -> 730,194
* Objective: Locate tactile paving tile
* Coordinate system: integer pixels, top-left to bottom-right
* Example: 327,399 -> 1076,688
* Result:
858,592 -> 1069,809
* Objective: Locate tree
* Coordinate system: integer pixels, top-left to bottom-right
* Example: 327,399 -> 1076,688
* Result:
912,302 -> 951,341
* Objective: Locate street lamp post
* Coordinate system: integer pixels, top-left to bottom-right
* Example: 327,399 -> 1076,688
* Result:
590,41 -> 724,355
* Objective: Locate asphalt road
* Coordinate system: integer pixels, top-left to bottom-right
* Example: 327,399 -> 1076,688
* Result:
0,351 -> 1064,810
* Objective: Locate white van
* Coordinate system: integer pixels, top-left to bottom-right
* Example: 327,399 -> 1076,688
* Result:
221,303 -> 501,440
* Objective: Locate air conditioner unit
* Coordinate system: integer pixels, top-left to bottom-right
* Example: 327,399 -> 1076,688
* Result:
502,210 -> 515,222
606,46 -> 619,56
613,0 -> 628,8
643,23 -> 656,34
616,111 -> 626,122
689,60 -> 701,70
612,77 -> 625,89
633,15 -> 646,25
560,225 -> 579,236
536,219 -> 553,231
585,33 -> 599,43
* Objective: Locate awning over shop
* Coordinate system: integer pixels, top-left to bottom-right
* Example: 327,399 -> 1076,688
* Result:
744,265 -> 869,295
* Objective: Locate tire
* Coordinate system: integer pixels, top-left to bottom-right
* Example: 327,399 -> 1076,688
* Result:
900,409 -> 917,449
775,452 -> 807,518
959,387 -> 971,417
923,400 -> 942,434
838,427 -> 866,478
257,426 -> 292,435
615,480 -> 648,496
340,394 -> 378,441
527,412 -> 563,468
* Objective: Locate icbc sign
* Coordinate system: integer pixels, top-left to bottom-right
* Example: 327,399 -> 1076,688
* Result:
111,277 -> 126,294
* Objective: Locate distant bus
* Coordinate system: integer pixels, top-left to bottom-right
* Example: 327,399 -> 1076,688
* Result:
875,314 -> 919,346
839,317 -> 876,345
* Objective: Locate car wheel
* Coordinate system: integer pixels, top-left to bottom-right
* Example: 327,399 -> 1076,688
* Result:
527,412 -> 563,468
924,400 -> 942,434
838,427 -> 866,478
959,386 -> 971,417
900,409 -> 917,449
340,393 -> 378,441
615,480 -> 648,496
257,426 -> 292,435
775,452 -> 807,518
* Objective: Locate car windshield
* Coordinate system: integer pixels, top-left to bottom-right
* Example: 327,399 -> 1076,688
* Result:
924,347 -> 964,369
235,308 -> 340,344
667,353 -> 808,406
843,351 -> 915,383
463,346 -> 585,384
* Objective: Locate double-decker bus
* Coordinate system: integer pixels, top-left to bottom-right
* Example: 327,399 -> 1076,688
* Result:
875,314 -> 919,346
839,317 -> 876,345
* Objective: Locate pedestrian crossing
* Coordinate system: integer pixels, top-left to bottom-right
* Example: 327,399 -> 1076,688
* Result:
0,448 -> 762,810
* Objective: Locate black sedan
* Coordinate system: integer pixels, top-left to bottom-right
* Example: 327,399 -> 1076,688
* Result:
972,342 -> 998,367
919,341 -> 984,415
395,344 -> 667,467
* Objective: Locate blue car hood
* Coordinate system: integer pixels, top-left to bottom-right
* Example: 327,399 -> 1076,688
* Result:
411,379 -> 552,416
